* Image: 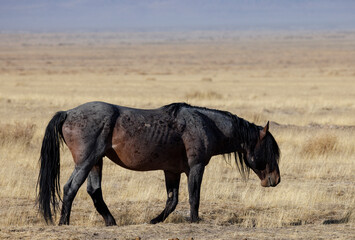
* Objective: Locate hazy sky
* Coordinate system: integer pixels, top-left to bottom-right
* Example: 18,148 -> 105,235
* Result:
0,0 -> 354,31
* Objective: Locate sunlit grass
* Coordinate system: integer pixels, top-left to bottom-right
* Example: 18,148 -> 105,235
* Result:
0,31 -> 354,239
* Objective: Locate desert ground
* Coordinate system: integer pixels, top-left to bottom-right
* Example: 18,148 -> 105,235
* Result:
0,30 -> 354,239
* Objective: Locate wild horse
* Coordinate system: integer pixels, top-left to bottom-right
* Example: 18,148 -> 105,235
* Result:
37,102 -> 280,225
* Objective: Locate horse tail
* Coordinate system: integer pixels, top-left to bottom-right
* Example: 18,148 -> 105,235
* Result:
37,111 -> 67,224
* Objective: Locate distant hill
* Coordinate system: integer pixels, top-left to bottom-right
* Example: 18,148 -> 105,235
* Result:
0,0 -> 354,32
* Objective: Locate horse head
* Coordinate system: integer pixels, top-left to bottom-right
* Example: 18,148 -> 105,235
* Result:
244,121 -> 281,187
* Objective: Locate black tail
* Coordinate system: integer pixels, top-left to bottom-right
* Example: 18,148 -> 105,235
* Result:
37,111 -> 67,224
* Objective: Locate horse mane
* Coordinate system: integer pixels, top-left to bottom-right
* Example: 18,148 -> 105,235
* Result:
225,118 -> 281,180
163,102 -> 238,120
263,131 -> 281,167
223,152 -> 250,180
223,115 -> 261,180
163,102 -> 266,180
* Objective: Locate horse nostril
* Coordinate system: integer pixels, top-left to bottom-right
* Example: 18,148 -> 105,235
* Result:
268,174 -> 280,187
268,175 -> 272,186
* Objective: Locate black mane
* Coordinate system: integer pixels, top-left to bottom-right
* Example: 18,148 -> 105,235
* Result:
163,102 -> 266,179
225,115 -> 260,180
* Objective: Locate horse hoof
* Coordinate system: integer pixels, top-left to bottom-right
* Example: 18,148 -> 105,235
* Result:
105,222 -> 117,226
150,218 -> 160,224
105,218 -> 117,226
106,223 -> 117,226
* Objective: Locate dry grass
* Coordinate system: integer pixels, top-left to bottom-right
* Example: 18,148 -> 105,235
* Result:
301,133 -> 339,157
185,90 -> 223,100
0,122 -> 36,147
0,30 -> 354,239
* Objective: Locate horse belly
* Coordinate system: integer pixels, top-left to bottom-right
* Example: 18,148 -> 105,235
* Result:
108,128 -> 187,172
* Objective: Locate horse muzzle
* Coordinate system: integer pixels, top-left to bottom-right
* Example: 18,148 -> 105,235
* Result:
260,169 -> 280,187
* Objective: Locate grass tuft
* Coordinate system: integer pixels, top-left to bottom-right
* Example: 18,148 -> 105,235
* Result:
301,133 -> 339,157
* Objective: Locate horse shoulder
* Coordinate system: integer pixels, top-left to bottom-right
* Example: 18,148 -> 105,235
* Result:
179,110 -> 214,163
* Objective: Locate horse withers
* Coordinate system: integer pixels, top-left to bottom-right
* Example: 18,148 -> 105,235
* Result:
37,102 -> 280,225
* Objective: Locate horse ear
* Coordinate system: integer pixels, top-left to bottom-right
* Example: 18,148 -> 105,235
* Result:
260,121 -> 269,140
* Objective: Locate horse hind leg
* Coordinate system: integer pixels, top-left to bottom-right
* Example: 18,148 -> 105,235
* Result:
59,148 -> 106,225
150,171 -> 181,224
59,162 -> 93,225
58,168 -> 77,225
87,158 -> 116,226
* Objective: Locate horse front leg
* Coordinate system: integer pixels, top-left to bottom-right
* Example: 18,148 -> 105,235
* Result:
187,163 -> 205,222
150,171 -> 181,224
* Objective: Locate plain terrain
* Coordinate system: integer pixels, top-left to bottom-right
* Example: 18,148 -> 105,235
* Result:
0,30 -> 354,239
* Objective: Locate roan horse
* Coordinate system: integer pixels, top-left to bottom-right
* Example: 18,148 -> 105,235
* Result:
37,102 -> 280,225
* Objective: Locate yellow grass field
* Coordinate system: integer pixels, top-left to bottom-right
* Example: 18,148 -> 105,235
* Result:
0,31 -> 354,239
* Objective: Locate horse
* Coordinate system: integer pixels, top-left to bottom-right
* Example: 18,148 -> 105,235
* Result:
37,101 -> 280,226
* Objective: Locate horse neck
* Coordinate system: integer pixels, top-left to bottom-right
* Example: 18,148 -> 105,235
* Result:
232,116 -> 260,151
213,113 -> 260,155
197,108 -> 258,155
